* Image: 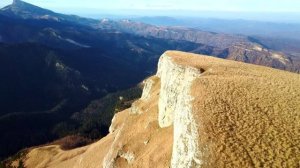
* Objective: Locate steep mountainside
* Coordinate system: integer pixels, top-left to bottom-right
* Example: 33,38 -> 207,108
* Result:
0,43 -> 89,115
15,51 -> 300,168
0,37 -> 206,159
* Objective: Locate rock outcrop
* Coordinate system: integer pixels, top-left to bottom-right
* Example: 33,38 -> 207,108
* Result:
19,51 -> 300,168
157,54 -> 203,167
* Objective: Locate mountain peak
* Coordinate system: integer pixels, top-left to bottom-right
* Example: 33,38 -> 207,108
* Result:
11,0 -> 28,7
1,0 -> 55,19
12,0 -> 21,5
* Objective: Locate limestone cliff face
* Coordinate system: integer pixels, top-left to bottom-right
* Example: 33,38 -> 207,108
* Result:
157,54 -> 202,167
20,51 -> 300,168
101,52 -> 204,168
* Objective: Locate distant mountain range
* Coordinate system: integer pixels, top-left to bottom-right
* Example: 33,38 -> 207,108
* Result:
132,16 -> 300,54
0,0 -> 299,161
96,19 -> 300,72
1,0 -> 299,72
132,16 -> 300,38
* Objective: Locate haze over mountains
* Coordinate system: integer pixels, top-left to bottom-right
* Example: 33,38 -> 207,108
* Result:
0,0 -> 299,164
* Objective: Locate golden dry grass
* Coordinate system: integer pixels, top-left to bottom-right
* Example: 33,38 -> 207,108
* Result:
167,51 -> 300,167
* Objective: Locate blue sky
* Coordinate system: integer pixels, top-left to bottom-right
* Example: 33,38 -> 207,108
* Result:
1,0 -> 300,22
1,0 -> 300,12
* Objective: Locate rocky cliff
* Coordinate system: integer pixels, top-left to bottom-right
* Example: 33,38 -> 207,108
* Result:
16,51 -> 300,168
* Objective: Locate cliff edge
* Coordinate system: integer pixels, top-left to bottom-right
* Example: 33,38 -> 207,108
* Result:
20,51 -> 300,168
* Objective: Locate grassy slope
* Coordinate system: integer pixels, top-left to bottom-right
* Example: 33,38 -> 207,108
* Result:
169,51 -> 300,167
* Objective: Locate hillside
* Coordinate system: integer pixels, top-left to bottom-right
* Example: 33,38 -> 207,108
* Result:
1,0 -> 300,162
11,51 -> 300,168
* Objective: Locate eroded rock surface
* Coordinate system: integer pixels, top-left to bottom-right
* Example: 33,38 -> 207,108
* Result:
157,53 -> 203,167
